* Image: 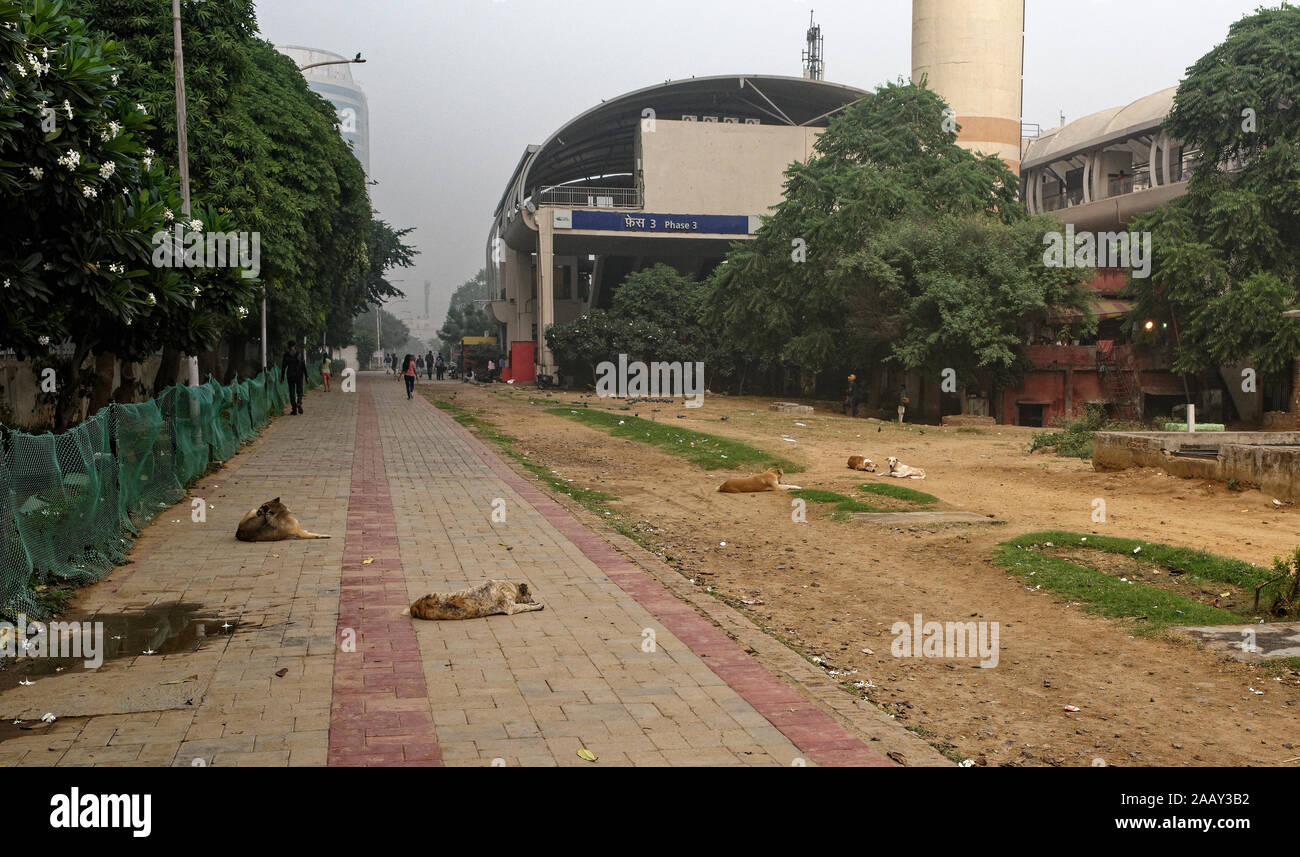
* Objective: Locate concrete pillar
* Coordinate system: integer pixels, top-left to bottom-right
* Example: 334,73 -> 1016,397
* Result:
537,213 -> 556,374
1149,135 -> 1160,188
1161,131 -> 1172,185
1082,153 -> 1092,204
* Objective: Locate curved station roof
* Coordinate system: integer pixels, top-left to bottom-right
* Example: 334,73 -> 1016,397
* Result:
494,74 -> 870,218
1022,87 -> 1177,171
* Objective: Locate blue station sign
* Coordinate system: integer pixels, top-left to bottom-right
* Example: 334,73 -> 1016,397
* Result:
568,210 -> 753,235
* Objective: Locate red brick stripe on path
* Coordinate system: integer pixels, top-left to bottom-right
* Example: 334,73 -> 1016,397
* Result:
328,389 -> 442,766
418,390 -> 892,767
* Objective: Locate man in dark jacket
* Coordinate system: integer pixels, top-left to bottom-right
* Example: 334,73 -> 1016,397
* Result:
282,341 -> 307,415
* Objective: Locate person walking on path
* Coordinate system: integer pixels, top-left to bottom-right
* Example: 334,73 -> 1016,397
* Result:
320,355 -> 332,393
282,341 -> 307,415
843,373 -> 864,418
425,350 -> 435,380
435,353 -> 445,381
391,352 -> 400,380
402,353 -> 417,399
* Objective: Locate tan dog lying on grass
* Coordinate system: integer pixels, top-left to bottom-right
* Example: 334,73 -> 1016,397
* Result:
409,580 -> 544,620
236,498 -> 330,541
884,457 -> 926,479
716,467 -> 801,493
847,455 -> 876,472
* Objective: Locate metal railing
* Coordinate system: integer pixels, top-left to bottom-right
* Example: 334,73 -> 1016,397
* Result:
532,185 -> 642,209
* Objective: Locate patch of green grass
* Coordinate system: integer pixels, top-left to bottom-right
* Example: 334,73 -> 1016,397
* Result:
857,482 -> 938,506
994,530 -> 1272,631
1029,405 -> 1149,459
790,489 -> 885,514
546,407 -> 802,473
429,396 -> 631,534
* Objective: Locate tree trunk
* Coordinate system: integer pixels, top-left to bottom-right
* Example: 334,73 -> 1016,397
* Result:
54,342 -> 94,431
86,351 -> 117,416
154,346 -> 181,395
113,360 -> 147,403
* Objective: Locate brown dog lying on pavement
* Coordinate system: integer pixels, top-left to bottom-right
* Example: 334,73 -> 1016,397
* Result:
236,498 -> 330,541
847,455 -> 876,472
409,580 -> 544,620
716,467 -> 801,493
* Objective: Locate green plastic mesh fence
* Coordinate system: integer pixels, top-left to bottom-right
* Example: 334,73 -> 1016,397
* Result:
206,380 -> 239,463
112,401 -> 184,534
0,367 -> 287,619
232,380 -> 254,444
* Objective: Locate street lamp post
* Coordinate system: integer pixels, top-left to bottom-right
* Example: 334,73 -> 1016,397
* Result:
171,0 -> 199,388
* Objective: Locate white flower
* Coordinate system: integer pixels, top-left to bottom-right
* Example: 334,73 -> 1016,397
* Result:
192,286 -> 201,296
42,263 -> 52,271
2,279 -> 9,289
81,185 -> 97,199
107,262 -> 123,274
56,150 -> 80,171
13,62 -> 27,78
146,293 -> 156,305
28,167 -> 43,179
110,73 -> 119,86
124,317 -> 132,326
187,218 -> 202,232
237,306 -> 249,318
136,103 -> 147,115
142,156 -> 152,170
163,208 -> 174,222
62,99 -> 72,120
98,161 -> 115,179
38,336 -> 50,346
99,121 -> 120,141
144,148 -> 154,157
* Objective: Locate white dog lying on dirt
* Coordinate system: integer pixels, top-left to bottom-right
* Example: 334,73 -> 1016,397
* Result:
884,457 -> 926,479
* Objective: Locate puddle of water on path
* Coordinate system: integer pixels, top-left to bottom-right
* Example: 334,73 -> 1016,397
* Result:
0,602 -> 240,696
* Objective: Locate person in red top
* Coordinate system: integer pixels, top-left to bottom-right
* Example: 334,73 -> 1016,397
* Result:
402,353 -> 417,399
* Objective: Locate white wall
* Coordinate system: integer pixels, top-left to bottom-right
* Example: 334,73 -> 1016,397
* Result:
640,120 -> 822,216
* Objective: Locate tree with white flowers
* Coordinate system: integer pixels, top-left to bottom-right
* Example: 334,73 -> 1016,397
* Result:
0,0 -> 255,426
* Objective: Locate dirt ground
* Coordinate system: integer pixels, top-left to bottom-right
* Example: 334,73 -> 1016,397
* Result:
438,382 -> 1300,766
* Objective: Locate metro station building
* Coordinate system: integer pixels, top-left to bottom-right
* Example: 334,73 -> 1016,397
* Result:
486,75 -> 866,381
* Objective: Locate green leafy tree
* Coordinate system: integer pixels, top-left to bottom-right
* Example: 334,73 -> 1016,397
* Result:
1128,5 -> 1300,376
437,269 -> 491,357
705,80 -> 1087,395
353,305 -> 408,354
0,0 -> 256,426
71,0 -> 376,376
546,264 -> 713,383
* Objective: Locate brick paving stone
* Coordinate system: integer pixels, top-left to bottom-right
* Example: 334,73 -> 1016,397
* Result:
16,373 -> 914,767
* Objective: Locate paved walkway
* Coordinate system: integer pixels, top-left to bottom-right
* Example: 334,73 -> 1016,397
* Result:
0,373 -> 905,766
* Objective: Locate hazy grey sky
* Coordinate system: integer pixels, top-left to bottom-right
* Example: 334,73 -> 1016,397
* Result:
254,0 -> 1270,327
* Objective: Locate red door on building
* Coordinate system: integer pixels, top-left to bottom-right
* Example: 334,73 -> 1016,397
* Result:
509,341 -> 536,383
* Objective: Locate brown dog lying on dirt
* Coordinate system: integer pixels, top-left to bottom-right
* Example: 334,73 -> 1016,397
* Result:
847,455 -> 876,472
409,580 -> 544,620
716,467 -> 801,493
236,498 -> 330,541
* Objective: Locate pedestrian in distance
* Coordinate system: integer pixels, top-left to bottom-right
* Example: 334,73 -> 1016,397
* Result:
402,353 -> 417,399
435,353 -> 445,381
320,354 -> 332,393
426,350 -> 435,380
843,373 -> 864,418
282,341 -> 307,415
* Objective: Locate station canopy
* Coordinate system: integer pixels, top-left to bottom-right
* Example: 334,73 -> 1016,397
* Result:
494,74 -> 870,218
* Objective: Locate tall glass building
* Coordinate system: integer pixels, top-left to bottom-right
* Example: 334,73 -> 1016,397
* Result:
276,45 -> 370,177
